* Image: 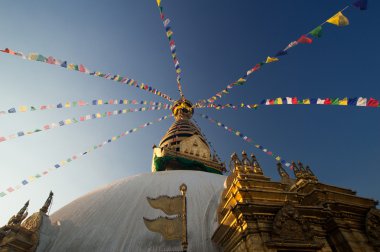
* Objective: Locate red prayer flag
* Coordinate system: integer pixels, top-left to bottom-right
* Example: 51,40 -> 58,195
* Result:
269,99 -> 275,105
324,98 -> 332,105
1,48 -> 16,55
367,98 -> 379,107
292,97 -> 298,104
297,35 -> 313,44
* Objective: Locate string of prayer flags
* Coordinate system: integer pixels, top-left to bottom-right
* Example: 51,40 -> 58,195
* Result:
0,114 -> 172,198
326,12 -> 349,27
195,3 -> 363,107
156,1 -> 184,98
0,48 -> 174,102
0,99 -> 171,116
195,96 -> 379,110
197,113 -> 291,168
0,105 -> 172,143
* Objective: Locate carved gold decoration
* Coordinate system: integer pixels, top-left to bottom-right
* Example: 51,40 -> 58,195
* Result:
144,183 -> 188,251
147,195 -> 182,215
272,203 -> 313,242
21,212 -> 42,232
143,216 -> 182,240
366,208 -> 380,246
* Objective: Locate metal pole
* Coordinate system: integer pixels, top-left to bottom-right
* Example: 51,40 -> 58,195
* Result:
179,184 -> 188,252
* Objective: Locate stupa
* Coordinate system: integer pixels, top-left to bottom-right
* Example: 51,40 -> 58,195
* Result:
1,99 -> 379,252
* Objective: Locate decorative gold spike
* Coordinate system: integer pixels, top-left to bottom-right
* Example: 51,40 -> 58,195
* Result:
40,191 -> 54,214
8,201 -> 29,226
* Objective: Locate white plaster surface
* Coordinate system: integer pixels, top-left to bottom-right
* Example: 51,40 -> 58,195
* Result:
37,170 -> 226,252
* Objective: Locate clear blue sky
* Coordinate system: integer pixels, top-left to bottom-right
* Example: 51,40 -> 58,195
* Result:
1,0 -> 379,224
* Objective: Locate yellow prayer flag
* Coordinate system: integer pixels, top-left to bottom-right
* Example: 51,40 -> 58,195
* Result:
156,0 -> 161,6
65,119 -> 72,125
19,106 -> 27,112
339,97 -> 348,105
326,12 -> 349,27
65,102 -> 71,108
275,156 -> 281,161
303,99 -> 311,104
265,56 -> 279,64
276,98 -> 283,105
96,113 -> 101,118
98,99 -> 103,105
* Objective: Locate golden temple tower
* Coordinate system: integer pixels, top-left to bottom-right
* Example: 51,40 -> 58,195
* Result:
152,99 -> 226,174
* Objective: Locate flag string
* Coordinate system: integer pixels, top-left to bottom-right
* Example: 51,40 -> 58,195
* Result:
0,98 -> 171,116
0,105 -> 171,143
156,0 -> 184,98
0,48 -> 174,102
197,113 -> 291,168
195,1 -> 366,107
196,96 -> 380,110
0,114 -> 173,198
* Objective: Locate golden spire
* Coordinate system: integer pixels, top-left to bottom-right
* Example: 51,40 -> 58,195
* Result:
40,191 -> 54,214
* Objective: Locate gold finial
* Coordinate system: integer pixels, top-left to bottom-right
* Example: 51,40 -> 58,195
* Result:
172,99 -> 194,121
8,201 -> 29,226
40,191 -> 54,214
277,162 -> 289,178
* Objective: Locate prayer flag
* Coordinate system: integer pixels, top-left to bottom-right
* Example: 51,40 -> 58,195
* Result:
275,98 -> 283,104
22,180 -> 28,185
357,97 -> 367,106
339,97 -> 348,105
324,98 -> 332,105
353,0 -> 368,10
156,0 -> 161,6
7,187 -> 14,193
275,50 -> 287,57
367,98 -> 379,107
284,41 -> 298,51
310,26 -> 322,38
286,97 -> 293,104
8,108 -> 16,113
297,35 -> 313,44
19,106 -> 27,112
348,97 -> 358,106
265,56 -> 279,63
332,98 -> 339,105
303,99 -> 311,104
327,12 -> 349,26
292,97 -> 298,104
317,98 -> 325,104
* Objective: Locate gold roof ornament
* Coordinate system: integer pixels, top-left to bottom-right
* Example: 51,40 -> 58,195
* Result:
40,191 -> 54,214
8,200 -> 29,226
152,99 -> 225,174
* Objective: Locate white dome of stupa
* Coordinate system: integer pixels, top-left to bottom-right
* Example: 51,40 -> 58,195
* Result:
37,170 -> 226,252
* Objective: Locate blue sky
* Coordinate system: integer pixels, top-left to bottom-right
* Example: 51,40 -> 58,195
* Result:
1,0 -> 379,224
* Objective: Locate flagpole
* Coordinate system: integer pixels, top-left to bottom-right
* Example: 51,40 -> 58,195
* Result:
180,184 -> 188,252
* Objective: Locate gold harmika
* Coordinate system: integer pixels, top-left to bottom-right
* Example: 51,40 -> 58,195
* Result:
143,183 -> 188,252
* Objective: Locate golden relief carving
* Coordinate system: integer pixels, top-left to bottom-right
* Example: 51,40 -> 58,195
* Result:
272,203 -> 313,242
143,216 -> 182,240
21,212 -> 42,232
147,195 -> 182,215
366,208 -> 380,245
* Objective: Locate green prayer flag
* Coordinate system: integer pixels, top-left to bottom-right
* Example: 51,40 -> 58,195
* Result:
310,26 -> 322,38
332,98 -> 339,105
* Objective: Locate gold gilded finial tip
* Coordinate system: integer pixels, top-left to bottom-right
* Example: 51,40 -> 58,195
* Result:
172,99 -> 194,121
